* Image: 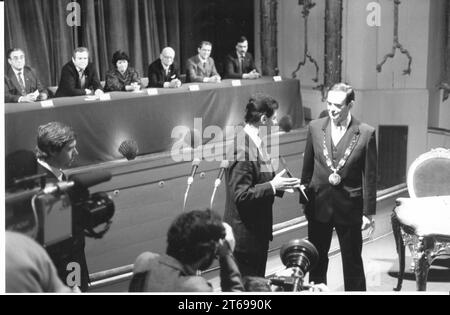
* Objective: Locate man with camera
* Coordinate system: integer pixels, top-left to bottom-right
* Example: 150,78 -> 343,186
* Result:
35,122 -> 89,291
129,209 -> 244,292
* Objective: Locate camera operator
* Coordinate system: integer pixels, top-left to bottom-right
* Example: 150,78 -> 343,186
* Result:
35,122 -> 89,291
129,209 -> 244,292
6,231 -> 78,293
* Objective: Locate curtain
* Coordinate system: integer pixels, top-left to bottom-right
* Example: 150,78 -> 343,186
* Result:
5,0 -> 75,86
79,0 -> 181,79
5,0 -> 179,86
444,0 -> 450,101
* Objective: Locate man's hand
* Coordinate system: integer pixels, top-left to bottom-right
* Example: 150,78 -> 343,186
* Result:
217,222 -> 235,258
85,89 -> 93,95
19,94 -> 36,103
38,92 -> 48,101
308,282 -> 330,292
206,75 -> 221,83
169,79 -> 182,88
361,215 -> 374,231
270,169 -> 300,191
243,70 -> 260,80
94,89 -> 104,96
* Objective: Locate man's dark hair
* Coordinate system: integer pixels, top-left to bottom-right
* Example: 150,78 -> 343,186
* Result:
112,50 -> 130,67
72,47 -> 89,59
328,83 -> 355,105
166,209 -> 225,264
198,41 -> 213,49
237,36 -> 248,44
244,93 -> 279,124
36,122 -> 76,160
7,48 -> 24,59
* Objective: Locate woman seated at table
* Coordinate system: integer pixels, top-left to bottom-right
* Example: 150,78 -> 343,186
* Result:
104,50 -> 141,92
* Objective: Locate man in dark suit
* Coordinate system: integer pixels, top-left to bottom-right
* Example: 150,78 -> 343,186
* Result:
300,83 -> 377,291
148,47 -> 182,88
224,94 -> 300,277
35,122 -> 90,292
55,47 -> 103,97
5,48 -> 48,103
224,36 -> 261,80
186,41 -> 221,83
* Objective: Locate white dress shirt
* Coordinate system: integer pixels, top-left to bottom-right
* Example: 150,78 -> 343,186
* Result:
244,124 -> 276,193
331,113 -> 352,146
37,159 -> 64,182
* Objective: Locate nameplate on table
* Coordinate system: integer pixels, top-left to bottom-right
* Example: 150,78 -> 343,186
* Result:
99,93 -> 112,101
84,96 -> 98,101
41,100 -> 54,108
231,80 -> 242,87
273,76 -> 283,82
188,85 -> 200,92
147,88 -> 159,96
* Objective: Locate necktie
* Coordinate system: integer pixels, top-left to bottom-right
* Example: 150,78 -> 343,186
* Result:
79,69 -> 86,89
17,71 -> 26,94
239,56 -> 243,74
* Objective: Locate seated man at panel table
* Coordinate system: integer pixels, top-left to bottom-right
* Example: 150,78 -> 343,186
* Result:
223,36 -> 261,80
56,47 -> 103,97
5,48 -> 49,103
104,50 -> 141,92
186,41 -> 221,83
129,209 -> 244,292
148,47 -> 182,88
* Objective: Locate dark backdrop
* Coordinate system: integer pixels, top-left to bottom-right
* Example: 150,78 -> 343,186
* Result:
179,0 -> 255,76
5,0 -> 254,87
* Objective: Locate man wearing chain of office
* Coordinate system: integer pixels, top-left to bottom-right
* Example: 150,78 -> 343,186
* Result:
300,83 -> 377,291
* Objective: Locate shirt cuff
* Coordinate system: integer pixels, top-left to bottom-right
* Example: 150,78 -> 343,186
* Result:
270,182 -> 276,194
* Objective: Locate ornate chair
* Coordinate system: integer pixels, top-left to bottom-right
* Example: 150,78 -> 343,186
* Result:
391,148 -> 450,291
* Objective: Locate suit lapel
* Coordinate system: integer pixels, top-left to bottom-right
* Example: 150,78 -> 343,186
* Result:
8,67 -> 24,93
336,116 -> 361,162
321,118 -> 333,163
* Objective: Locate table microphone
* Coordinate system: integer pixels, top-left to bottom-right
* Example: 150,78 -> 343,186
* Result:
183,158 -> 201,210
210,160 -> 229,208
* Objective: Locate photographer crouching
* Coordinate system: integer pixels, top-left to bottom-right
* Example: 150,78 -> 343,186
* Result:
129,209 -> 244,292
35,122 -> 89,291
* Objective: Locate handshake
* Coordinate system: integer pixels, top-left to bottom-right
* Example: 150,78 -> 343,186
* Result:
270,169 -> 308,199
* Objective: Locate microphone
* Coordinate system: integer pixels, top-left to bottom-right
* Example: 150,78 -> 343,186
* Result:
214,160 -> 229,188
118,139 -> 139,160
183,158 -> 201,210
43,170 -> 112,194
279,155 -> 308,202
210,160 -> 229,208
187,158 -> 201,185
70,170 -> 112,189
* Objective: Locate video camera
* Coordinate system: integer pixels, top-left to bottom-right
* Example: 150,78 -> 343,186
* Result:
5,170 -> 115,249
269,239 -> 319,291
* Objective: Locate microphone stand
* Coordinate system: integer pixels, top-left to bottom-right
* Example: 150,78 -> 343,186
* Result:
183,176 -> 194,211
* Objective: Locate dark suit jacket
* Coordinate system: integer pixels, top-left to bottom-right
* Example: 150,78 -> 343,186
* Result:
147,59 -> 180,88
224,132 -> 283,255
223,52 -> 258,79
301,116 -> 377,226
5,66 -> 47,103
55,61 -> 102,97
186,55 -> 219,83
